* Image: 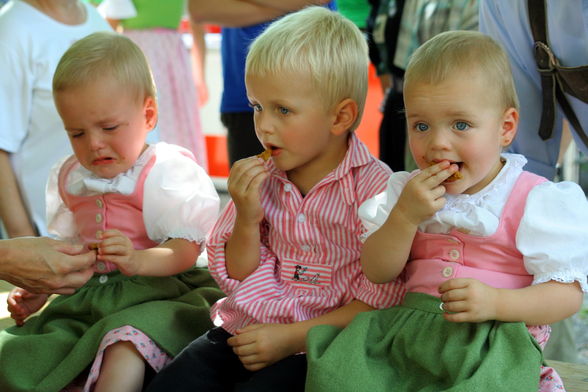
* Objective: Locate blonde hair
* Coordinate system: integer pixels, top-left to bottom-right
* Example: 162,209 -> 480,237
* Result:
245,6 -> 368,130
404,30 -> 519,111
53,31 -> 156,102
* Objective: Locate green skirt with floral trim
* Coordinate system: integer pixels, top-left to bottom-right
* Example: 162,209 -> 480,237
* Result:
0,267 -> 224,392
306,292 -> 543,392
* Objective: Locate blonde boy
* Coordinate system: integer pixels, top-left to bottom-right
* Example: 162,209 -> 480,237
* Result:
146,7 -> 405,392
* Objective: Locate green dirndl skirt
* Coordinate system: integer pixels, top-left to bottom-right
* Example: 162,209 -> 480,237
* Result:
0,267 -> 224,392
306,292 -> 543,392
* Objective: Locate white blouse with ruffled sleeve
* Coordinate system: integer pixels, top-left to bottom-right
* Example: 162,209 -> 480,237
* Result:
358,153 -> 588,292
46,143 -> 220,247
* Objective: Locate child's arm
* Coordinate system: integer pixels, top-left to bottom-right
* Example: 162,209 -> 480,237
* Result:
439,278 -> 583,325
361,161 -> 458,283
224,157 -> 269,281
227,299 -> 373,371
98,230 -> 199,276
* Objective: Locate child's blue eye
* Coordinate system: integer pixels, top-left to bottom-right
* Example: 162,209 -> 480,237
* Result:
278,106 -> 290,115
248,103 -> 262,112
454,121 -> 470,131
415,123 -> 429,132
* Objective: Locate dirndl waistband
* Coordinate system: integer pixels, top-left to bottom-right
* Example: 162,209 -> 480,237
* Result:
400,292 -> 444,314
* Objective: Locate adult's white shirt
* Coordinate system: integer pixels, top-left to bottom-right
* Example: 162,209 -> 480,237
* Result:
0,0 -> 111,235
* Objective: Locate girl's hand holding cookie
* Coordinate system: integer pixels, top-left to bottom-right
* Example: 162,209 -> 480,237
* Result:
395,161 -> 459,226
94,229 -> 138,276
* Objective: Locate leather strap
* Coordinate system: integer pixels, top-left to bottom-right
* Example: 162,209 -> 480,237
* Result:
527,0 -> 588,147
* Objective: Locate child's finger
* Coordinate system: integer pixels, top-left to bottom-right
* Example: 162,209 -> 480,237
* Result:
100,229 -> 123,239
231,342 -> 258,357
438,278 -> 469,293
99,244 -> 129,257
424,164 -> 459,187
227,332 -> 257,347
440,299 -> 468,313
443,311 -> 471,323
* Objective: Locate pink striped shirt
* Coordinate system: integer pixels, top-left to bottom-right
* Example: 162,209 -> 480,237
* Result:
207,134 -> 406,334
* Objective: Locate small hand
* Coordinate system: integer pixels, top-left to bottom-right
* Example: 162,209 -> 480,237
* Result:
227,157 -> 269,225
395,161 -> 458,225
7,287 -> 49,326
438,278 -> 499,322
96,229 -> 138,276
227,323 -> 298,371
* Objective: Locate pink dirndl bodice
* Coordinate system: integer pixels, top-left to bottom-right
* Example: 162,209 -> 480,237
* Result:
405,171 -> 545,296
57,155 -> 158,273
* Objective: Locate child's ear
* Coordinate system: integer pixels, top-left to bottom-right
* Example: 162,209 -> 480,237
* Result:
500,107 -> 518,147
144,96 -> 158,130
331,98 -> 358,136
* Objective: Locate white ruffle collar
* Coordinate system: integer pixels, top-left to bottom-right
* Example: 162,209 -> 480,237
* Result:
66,145 -> 155,196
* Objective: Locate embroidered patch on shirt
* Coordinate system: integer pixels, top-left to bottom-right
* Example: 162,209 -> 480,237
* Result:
280,259 -> 333,291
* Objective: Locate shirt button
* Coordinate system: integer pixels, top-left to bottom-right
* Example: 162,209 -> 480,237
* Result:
442,267 -> 453,278
96,199 -> 103,208
96,261 -> 106,272
95,213 -> 103,223
297,213 -> 306,223
99,275 -> 108,284
284,184 -> 292,192
95,230 -> 103,239
301,245 -> 311,252
448,249 -> 460,260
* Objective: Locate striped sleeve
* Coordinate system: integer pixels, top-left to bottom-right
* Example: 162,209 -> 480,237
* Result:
351,159 -> 406,308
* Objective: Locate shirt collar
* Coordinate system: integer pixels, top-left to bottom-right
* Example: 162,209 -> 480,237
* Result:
266,133 -> 374,204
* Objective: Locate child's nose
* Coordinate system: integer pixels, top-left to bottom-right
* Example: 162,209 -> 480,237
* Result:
88,133 -> 105,150
255,113 -> 273,135
429,129 -> 451,150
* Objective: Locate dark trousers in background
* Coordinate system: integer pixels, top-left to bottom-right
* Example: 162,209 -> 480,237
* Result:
378,82 -> 406,172
145,327 -> 307,392
221,112 -> 264,167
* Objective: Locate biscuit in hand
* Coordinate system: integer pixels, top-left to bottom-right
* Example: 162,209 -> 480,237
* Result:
257,149 -> 271,161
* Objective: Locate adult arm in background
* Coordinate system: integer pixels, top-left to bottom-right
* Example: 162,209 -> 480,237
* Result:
189,0 -> 330,27
189,21 -> 209,106
0,151 -> 37,238
0,237 -> 95,294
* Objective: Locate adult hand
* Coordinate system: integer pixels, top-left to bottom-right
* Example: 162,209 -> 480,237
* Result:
0,237 -> 96,294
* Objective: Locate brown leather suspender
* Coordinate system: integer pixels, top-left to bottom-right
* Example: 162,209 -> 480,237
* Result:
527,0 -> 588,148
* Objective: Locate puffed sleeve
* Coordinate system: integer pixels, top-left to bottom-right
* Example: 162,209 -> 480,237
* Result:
517,181 -> 588,292
142,146 -> 220,247
358,171 -> 412,240
46,157 -> 78,241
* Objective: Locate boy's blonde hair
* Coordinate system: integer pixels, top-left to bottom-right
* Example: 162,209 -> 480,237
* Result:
53,31 -> 156,102
404,30 -> 519,111
245,6 -> 368,131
